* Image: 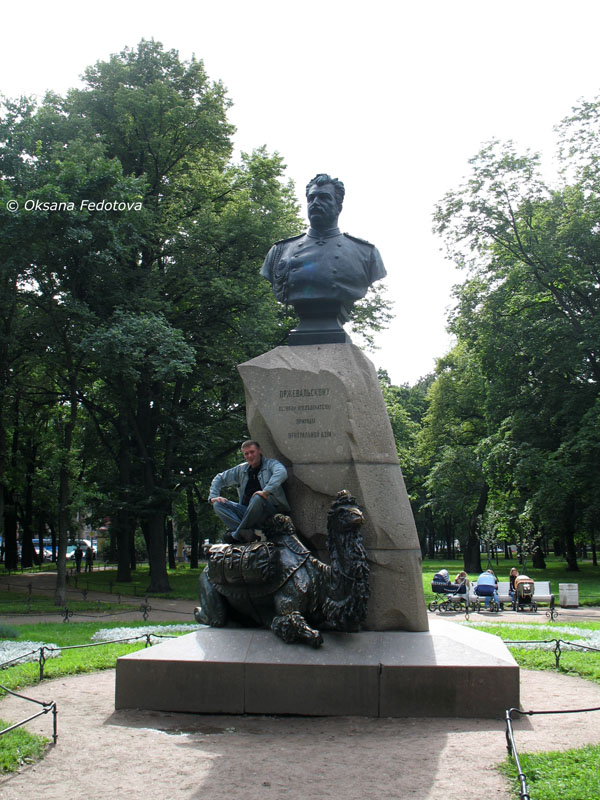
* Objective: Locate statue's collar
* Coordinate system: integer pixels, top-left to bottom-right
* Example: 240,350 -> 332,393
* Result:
307,226 -> 341,239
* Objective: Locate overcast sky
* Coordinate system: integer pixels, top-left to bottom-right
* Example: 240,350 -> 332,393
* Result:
3,0 -> 600,384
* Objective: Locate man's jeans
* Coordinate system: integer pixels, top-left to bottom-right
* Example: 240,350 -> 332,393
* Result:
212,494 -> 278,539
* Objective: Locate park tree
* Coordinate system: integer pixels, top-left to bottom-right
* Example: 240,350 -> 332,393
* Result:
379,370 -> 435,557
434,94 -> 600,570
417,343 -> 488,572
1,41 -> 302,593
58,41 -> 303,592
1,40 -> 390,593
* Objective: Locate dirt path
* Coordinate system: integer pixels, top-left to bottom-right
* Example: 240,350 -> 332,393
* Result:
1,668 -> 600,800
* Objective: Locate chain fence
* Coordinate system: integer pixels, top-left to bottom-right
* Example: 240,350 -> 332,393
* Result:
505,703 -> 600,800
0,578 -> 194,622
0,631 -> 179,746
504,637 -> 600,668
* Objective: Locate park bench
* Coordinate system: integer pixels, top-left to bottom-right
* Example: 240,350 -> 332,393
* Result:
497,580 -> 554,609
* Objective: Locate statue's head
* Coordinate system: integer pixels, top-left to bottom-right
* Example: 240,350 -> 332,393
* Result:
327,489 -> 364,532
305,173 -> 345,230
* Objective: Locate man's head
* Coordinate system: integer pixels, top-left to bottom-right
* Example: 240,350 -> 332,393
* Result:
305,173 -> 345,231
241,440 -> 262,468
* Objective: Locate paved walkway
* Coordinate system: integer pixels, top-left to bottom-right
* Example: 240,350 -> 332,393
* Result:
2,667 -> 600,799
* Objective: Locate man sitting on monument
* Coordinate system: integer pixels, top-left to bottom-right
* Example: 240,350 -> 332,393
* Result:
208,440 -> 290,543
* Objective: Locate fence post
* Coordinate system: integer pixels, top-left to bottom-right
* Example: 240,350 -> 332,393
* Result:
554,638 -> 562,668
39,646 -> 46,681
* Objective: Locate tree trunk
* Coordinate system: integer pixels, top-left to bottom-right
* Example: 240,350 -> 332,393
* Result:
115,508 -> 132,583
167,516 -> 176,570
2,487 -> 18,571
562,497 -> 579,572
20,453 -> 35,568
54,461 -> 70,605
463,529 -> 482,574
187,485 -> 200,569
531,535 -> 546,569
129,521 -> 137,571
444,518 -> 453,560
145,512 -> 171,593
115,410 -> 132,581
54,391 -> 78,606
37,515 -> 46,566
463,483 -> 488,574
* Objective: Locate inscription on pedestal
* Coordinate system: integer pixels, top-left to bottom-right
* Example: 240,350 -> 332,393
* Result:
278,386 -> 335,442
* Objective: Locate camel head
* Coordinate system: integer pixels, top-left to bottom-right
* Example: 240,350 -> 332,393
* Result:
327,490 -> 365,535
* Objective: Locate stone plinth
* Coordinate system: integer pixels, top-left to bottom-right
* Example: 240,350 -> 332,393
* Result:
238,343 -> 427,632
115,621 -> 519,718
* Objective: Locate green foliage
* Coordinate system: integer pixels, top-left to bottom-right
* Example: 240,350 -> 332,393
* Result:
0,40 -> 304,590
500,744 -> 600,800
0,625 -> 19,640
429,95 -> 600,570
0,720 -> 48,774
0,620 -> 191,697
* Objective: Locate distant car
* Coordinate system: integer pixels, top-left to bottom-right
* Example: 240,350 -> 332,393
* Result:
33,546 -> 52,561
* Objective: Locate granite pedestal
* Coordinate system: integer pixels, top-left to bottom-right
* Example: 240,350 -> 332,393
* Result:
115,620 -> 519,718
238,343 -> 428,632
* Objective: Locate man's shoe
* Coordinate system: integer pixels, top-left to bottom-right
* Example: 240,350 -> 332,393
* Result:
235,529 -> 258,543
222,531 -> 236,544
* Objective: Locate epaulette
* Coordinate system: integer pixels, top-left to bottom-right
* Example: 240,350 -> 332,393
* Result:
343,232 -> 374,246
272,232 -> 305,246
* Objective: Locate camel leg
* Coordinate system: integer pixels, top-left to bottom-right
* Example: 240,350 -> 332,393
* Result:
194,570 -> 228,627
271,591 -> 323,648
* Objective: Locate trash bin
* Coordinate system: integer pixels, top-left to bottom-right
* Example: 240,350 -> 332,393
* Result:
559,583 -> 579,608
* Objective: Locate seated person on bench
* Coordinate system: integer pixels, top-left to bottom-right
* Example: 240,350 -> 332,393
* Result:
476,569 -> 500,609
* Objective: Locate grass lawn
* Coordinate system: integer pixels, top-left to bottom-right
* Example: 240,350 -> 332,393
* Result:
461,616 -> 600,798
0,595 -> 138,616
0,618 -> 195,774
499,743 -> 600,800
464,618 -> 600,684
0,620 -> 169,694
0,719 -> 47,774
60,563 -> 204,600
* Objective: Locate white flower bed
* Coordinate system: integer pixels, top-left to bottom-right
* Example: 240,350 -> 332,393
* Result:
463,620 -> 600,651
91,624 -> 198,644
0,641 -> 61,667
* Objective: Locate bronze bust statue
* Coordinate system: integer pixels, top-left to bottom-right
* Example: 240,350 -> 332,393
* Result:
261,174 -> 387,345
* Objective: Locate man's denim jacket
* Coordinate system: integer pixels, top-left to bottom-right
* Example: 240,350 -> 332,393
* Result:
209,457 -> 290,512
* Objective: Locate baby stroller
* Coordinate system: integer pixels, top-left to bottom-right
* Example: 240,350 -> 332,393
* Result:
513,575 -> 537,612
428,570 -> 458,612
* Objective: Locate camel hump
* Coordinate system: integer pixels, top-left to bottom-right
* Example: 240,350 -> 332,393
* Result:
207,541 -> 277,586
